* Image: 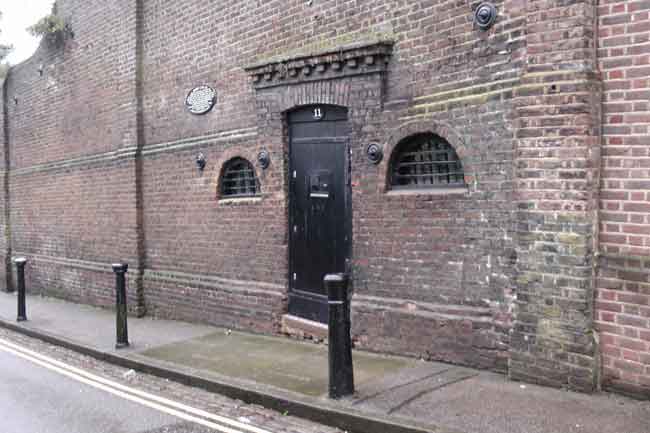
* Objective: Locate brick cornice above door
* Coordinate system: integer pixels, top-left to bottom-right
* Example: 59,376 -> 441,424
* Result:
244,40 -> 394,90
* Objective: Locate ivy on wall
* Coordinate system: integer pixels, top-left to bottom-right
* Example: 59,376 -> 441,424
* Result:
27,2 -> 73,48
0,11 -> 12,77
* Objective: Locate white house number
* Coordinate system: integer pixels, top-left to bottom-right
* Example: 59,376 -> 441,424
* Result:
313,107 -> 323,120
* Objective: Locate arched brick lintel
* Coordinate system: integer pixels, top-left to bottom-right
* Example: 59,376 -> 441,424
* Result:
379,119 -> 474,191
275,80 -> 352,114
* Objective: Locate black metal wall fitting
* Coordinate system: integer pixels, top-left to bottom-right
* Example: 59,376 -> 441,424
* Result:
475,3 -> 498,30
258,150 -> 271,169
366,143 -> 383,165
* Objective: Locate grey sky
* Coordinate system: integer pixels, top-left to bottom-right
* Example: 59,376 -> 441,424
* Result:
0,0 -> 55,65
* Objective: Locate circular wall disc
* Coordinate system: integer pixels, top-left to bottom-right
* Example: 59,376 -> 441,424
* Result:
185,85 -> 217,115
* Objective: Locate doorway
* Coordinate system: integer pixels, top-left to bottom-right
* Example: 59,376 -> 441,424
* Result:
288,105 -> 351,323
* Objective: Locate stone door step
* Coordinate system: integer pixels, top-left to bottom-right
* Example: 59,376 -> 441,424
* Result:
281,314 -> 328,341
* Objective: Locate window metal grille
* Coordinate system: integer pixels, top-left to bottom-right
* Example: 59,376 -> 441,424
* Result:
221,158 -> 259,197
390,133 -> 465,189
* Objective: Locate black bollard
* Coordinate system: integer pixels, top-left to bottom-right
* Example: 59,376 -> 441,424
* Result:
14,257 -> 27,322
325,273 -> 354,399
112,263 -> 129,349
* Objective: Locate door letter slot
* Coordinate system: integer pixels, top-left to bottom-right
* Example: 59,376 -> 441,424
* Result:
310,170 -> 332,199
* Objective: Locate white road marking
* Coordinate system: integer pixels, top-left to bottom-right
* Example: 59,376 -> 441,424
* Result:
0,337 -> 274,433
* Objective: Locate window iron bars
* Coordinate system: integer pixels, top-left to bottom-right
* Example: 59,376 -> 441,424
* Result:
390,134 -> 465,189
221,158 -> 259,197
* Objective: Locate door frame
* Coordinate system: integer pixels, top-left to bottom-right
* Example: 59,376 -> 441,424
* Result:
287,104 -> 352,323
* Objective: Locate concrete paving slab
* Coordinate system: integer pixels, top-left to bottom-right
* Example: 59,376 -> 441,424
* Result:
0,293 -> 215,352
353,366 -> 478,415
352,363 -> 461,404
139,330 -> 417,397
394,371 -> 650,433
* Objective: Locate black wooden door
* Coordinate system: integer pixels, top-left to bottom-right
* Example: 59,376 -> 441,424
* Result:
288,105 -> 351,323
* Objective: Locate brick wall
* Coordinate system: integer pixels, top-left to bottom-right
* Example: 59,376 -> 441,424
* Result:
0,0 -> 533,379
135,0 -> 526,367
509,0 -> 602,392
0,76 -> 9,290
1,0 -> 140,306
1,0 -> 648,396
141,138 -> 288,331
596,0 -> 650,398
347,0 -> 525,371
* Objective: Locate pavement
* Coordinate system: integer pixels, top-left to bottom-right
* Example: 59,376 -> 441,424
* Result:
0,292 -> 649,433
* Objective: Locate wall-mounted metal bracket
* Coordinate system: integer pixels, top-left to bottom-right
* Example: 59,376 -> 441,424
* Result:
474,3 -> 498,31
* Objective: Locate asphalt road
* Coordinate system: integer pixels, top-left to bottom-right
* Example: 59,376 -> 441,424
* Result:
0,340 -> 253,433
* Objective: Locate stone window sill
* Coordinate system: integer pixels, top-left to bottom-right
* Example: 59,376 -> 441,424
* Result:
386,187 -> 469,198
218,196 -> 262,205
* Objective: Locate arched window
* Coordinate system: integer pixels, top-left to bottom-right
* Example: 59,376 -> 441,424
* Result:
220,157 -> 260,198
390,133 -> 465,189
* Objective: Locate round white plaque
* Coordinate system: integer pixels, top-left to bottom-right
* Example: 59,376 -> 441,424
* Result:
185,85 -> 217,115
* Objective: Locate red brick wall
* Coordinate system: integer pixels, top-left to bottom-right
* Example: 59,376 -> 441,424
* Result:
0,0 -> 525,375
9,0 -> 138,166
7,0 -> 650,396
140,140 -> 288,331
0,78 -> 8,290
508,0 -> 602,392
597,0 -> 650,398
1,0 -> 139,305
136,0 -> 526,367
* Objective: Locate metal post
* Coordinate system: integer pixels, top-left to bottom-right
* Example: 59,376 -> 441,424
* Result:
325,273 -> 354,399
112,263 -> 129,349
14,257 -> 27,322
